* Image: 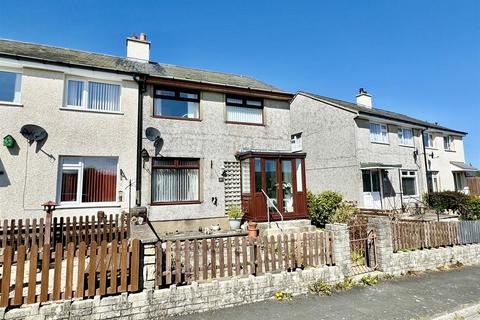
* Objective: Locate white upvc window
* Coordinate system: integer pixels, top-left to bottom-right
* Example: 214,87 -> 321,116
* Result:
397,128 -> 414,146
226,96 -> 263,125
0,69 -> 22,104
58,156 -> 118,205
423,132 -> 435,148
369,122 -> 389,143
443,135 -> 454,151
291,133 -> 302,152
65,76 -> 121,112
401,170 -> 418,196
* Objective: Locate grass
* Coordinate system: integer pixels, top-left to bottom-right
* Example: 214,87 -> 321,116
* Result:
309,280 -> 332,296
334,277 -> 356,291
361,274 -> 379,286
350,249 -> 366,266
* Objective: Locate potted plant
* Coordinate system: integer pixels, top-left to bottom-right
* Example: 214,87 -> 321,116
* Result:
247,220 -> 258,238
227,204 -> 243,230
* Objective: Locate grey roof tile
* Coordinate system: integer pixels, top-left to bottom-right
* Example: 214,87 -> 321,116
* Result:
0,38 -> 285,93
300,91 -> 467,135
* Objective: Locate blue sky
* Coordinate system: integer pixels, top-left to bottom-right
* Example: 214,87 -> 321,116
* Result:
1,1 -> 479,165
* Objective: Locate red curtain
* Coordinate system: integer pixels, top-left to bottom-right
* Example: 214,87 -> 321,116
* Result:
82,168 -> 117,202
61,172 -> 78,202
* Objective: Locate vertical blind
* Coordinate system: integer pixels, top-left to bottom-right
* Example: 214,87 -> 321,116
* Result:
226,106 -> 263,124
152,168 -> 199,202
67,80 -> 84,106
82,167 -> 117,202
88,81 -> 120,111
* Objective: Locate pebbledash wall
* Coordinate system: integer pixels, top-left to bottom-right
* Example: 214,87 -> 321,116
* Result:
3,220 -> 480,319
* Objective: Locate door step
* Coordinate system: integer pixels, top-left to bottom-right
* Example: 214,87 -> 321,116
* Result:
256,219 -> 316,236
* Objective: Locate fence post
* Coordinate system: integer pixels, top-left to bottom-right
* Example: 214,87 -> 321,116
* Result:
369,217 -> 393,272
325,223 -> 351,275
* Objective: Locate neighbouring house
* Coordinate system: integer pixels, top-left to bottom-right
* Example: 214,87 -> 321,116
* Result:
0,38 -> 142,219
290,89 -> 476,211
131,36 -> 308,233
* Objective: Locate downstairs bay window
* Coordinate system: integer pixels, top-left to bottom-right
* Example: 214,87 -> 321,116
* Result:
59,157 -> 118,205
151,158 -> 200,204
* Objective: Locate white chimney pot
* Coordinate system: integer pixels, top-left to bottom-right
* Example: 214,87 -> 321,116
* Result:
356,88 -> 372,108
126,34 -> 150,62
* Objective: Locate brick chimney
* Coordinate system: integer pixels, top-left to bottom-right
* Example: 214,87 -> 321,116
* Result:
356,88 -> 372,108
126,33 -> 150,62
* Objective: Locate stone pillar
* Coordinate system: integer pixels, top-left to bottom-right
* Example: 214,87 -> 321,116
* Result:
368,217 -> 393,272
142,240 -> 157,290
325,223 -> 351,275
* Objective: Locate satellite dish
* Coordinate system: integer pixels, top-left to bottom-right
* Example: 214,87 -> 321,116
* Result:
145,127 -> 163,147
20,124 -> 48,143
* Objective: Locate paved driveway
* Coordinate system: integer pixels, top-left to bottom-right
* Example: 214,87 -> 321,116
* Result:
172,265 -> 480,320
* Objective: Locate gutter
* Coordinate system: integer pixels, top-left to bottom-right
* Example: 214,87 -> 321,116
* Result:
134,74 -> 148,206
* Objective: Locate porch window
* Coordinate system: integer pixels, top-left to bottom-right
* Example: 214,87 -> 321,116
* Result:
0,70 -> 22,104
59,157 -> 118,204
65,78 -> 121,112
281,160 -> 294,212
423,132 -> 434,148
369,123 -> 388,143
153,87 -> 200,119
443,136 -> 454,151
401,170 -> 417,196
226,95 -> 263,125
427,171 -> 439,193
295,159 -> 303,192
241,159 -> 250,193
151,158 -> 200,204
397,128 -> 413,146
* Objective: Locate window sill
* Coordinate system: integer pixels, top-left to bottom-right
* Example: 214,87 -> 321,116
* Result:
399,144 -> 415,148
370,141 -> 389,145
425,147 -> 437,150
60,107 -> 123,115
226,121 -> 265,127
0,101 -> 23,107
444,149 -> 456,153
56,202 -> 121,209
152,115 -> 201,121
150,201 -> 202,206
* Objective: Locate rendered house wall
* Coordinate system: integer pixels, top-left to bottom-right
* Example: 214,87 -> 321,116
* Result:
0,60 -> 138,219
140,85 -> 292,222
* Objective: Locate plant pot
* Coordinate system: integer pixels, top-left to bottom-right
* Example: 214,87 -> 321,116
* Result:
229,219 -> 242,230
247,221 -> 258,238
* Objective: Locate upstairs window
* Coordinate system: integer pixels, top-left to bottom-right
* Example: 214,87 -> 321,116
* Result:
153,87 -> 200,119
423,132 -> 434,148
226,95 -> 263,125
444,136 -> 454,151
0,70 -> 22,104
401,170 -> 418,196
397,128 -> 413,146
65,78 -> 121,112
369,123 -> 388,143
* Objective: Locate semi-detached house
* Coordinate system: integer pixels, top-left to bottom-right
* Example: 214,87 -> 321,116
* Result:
0,35 -> 476,232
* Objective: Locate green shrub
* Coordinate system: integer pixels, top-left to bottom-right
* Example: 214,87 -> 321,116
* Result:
361,274 -> 378,286
309,279 -> 332,296
334,277 -> 356,291
424,191 -> 469,214
460,196 -> 480,220
307,190 -> 349,227
226,204 -> 243,219
330,201 -> 357,224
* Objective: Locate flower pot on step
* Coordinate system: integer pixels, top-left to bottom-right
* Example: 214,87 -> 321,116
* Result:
229,218 -> 242,230
247,221 -> 258,238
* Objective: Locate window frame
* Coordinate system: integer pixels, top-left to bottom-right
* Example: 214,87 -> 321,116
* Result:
151,157 -> 201,205
153,86 -> 201,121
369,122 -> 389,144
291,133 -> 303,152
57,156 -> 119,207
0,68 -> 22,105
423,132 -> 435,149
397,127 -> 414,147
401,170 -> 418,197
443,135 -> 455,151
225,95 -> 264,126
63,76 -> 122,113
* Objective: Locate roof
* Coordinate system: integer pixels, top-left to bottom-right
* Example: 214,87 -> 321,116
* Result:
299,91 -> 467,135
450,161 -> 478,172
0,38 -> 286,94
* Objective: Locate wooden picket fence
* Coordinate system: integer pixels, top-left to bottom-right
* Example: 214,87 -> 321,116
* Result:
0,213 -> 130,253
458,220 -> 480,244
391,221 -> 459,252
155,231 -> 335,288
0,239 -> 140,308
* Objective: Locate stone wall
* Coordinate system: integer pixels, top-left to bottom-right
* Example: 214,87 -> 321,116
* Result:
0,266 -> 342,320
